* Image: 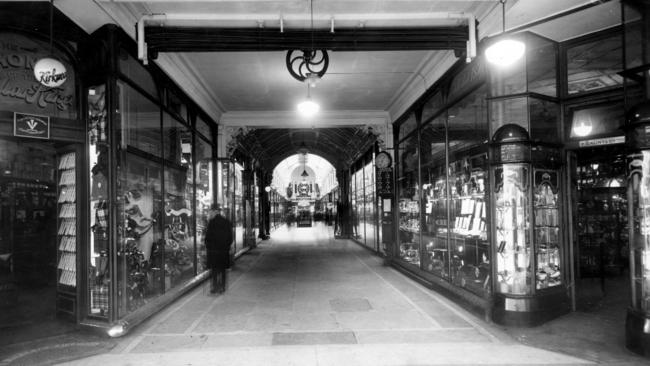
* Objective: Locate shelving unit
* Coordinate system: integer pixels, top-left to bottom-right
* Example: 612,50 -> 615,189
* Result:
534,170 -> 561,289
56,151 -> 77,318
399,198 -> 420,265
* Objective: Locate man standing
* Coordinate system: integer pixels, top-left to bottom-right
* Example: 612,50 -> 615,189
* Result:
205,204 -> 233,294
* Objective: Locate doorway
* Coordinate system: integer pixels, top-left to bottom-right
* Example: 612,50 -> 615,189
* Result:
570,145 -> 629,312
0,138 -> 76,345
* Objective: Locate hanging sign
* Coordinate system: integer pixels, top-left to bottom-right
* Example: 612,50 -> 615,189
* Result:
33,58 -> 67,88
14,112 -> 50,139
376,168 -> 393,197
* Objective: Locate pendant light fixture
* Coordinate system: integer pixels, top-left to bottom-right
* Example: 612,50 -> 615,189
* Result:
34,0 -> 68,88
292,0 -> 324,117
484,0 -> 525,67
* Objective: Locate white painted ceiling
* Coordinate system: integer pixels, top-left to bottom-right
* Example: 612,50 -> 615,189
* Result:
55,0 -> 623,125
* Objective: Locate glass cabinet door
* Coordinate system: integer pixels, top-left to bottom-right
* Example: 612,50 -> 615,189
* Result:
533,169 -> 562,290
494,164 -> 532,295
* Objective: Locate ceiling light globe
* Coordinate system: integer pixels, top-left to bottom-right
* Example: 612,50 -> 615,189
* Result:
297,99 -> 320,117
485,39 -> 525,67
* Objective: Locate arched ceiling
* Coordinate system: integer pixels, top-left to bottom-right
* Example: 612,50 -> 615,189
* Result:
231,127 -> 377,171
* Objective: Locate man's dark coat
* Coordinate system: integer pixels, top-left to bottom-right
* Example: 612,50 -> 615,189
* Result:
205,214 -> 233,269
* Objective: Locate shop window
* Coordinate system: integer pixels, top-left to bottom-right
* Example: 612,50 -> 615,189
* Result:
195,138 -> 212,273
489,97 -> 528,136
118,48 -> 158,100
118,82 -> 161,157
398,112 -> 417,142
88,84 -> 109,318
420,116 -> 449,279
116,152 -> 164,317
447,86 -> 490,297
526,35 -> 557,97
568,102 -> 625,140
421,92 -> 443,125
234,163 -> 244,255
165,89 -> 188,123
163,115 -> 195,289
397,134 -> 420,267
196,115 -> 213,142
364,162 -> 376,250
566,33 -> 624,96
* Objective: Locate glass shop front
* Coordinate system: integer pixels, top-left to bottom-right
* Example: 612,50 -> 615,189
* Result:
0,30 -> 82,343
0,23 -> 220,340
82,26 -> 218,330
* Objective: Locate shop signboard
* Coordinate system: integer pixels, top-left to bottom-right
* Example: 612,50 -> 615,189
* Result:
0,32 -> 76,119
578,135 -> 625,147
13,112 -> 49,139
376,167 -> 393,197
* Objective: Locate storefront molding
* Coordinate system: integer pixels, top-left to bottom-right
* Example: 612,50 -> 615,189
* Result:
390,258 -> 492,321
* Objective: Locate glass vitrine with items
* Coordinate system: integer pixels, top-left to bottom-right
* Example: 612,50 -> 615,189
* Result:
490,124 -> 568,325
449,153 -> 490,297
397,131 -> 421,267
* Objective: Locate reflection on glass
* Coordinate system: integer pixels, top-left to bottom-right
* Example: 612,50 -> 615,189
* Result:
88,84 -> 109,317
421,116 -> 448,278
495,164 -> 531,295
195,138 -> 213,273
234,163 -> 244,255
567,34 -> 624,95
364,162 -> 376,250
399,112 -> 417,142
118,153 -> 163,316
162,114 -> 195,289
449,155 -> 489,296
489,97 -> 528,134
398,134 -> 420,266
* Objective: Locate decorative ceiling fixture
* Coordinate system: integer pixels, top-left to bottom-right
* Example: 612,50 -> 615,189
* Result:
291,0 -> 327,117
34,0 -> 68,88
484,0 -> 525,67
286,0 -> 329,86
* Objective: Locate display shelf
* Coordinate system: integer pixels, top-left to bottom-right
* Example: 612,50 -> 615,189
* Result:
57,152 -> 76,291
534,172 -> 561,290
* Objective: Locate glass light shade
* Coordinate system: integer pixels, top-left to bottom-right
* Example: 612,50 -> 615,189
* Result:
485,39 -> 526,66
572,120 -> 593,137
297,98 -> 320,117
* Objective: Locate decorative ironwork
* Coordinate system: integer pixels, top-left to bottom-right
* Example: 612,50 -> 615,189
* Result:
286,49 -> 329,83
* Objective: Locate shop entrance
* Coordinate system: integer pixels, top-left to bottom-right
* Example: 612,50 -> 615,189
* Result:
0,138 -> 76,345
570,145 -> 629,311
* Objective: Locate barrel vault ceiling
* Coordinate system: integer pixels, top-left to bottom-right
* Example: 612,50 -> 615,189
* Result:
44,0 -> 622,172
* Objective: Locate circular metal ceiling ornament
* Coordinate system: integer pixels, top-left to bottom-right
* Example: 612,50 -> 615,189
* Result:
286,49 -> 329,83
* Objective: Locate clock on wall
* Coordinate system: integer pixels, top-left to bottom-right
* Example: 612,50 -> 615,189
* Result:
375,151 -> 392,169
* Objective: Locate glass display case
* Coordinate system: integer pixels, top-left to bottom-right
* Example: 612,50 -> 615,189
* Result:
398,133 -> 420,266
490,124 -> 568,325
449,154 -> 490,297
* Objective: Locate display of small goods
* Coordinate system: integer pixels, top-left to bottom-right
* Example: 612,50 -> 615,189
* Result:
494,164 -> 531,295
534,170 -> 561,289
575,159 -> 628,277
399,198 -> 420,233
57,152 -> 76,288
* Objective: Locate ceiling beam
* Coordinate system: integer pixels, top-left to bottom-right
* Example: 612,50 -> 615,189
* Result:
144,27 -> 469,54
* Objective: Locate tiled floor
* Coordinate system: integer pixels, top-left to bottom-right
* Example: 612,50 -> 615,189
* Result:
57,222 -> 600,365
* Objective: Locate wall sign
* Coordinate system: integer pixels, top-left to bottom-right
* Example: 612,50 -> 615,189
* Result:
376,168 -> 393,197
34,58 -> 67,88
14,112 -> 50,139
0,32 -> 76,118
578,135 -> 625,147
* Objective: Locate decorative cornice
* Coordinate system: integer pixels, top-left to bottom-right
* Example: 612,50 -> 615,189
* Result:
220,110 -> 390,127
387,50 -> 457,122
154,53 -> 225,120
